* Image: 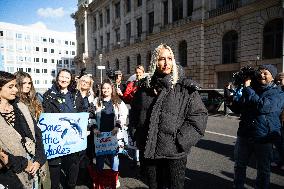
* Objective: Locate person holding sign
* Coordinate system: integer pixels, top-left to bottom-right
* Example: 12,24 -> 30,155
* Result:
42,69 -> 85,189
93,78 -> 128,188
0,71 -> 47,189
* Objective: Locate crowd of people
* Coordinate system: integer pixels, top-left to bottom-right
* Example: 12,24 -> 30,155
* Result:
0,43 -> 283,189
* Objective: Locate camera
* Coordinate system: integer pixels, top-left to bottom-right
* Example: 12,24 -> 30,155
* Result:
232,65 -> 260,89
105,67 -> 116,82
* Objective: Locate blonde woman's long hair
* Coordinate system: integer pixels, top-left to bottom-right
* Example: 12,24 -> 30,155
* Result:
77,74 -> 95,102
149,43 -> 179,86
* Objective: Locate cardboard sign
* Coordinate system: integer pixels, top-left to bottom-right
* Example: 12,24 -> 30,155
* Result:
95,132 -> 118,156
37,113 -> 89,159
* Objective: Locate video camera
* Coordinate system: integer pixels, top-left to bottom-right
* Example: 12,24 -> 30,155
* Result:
232,65 -> 260,89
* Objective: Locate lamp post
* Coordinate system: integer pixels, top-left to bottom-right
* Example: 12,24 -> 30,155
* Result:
98,54 -> 105,84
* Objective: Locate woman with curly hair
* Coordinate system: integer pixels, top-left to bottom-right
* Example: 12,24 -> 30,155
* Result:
14,71 -> 43,121
129,44 -> 208,189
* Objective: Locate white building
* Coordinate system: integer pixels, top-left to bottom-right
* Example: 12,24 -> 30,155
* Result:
0,22 -> 77,92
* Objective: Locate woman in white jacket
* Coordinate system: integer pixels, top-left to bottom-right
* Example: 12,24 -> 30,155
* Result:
93,78 -> 128,186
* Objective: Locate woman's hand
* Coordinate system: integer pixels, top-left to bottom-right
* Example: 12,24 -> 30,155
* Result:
0,151 -> 9,165
29,162 -> 40,176
93,128 -> 101,136
112,127 -> 119,136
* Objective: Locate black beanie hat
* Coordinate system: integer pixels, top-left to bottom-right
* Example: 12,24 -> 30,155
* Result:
258,64 -> 277,79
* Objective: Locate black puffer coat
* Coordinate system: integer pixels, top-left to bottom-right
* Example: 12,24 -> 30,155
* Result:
129,74 -> 208,159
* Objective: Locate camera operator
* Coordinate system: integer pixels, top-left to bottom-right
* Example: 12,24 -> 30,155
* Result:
231,64 -> 284,189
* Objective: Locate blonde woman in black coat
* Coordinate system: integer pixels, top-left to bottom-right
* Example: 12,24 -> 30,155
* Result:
129,44 -> 208,189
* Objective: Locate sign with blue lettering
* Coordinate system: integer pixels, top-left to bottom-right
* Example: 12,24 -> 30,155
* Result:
37,113 -> 89,159
95,132 -> 118,156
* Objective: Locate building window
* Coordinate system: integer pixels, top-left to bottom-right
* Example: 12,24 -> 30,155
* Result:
51,59 -> 55,63
43,58 -> 47,63
43,48 -> 47,52
187,0 -> 193,17
26,68 -> 31,73
0,31 -> 3,36
178,40 -> 187,67
126,23 -> 131,43
137,0 -> 142,7
100,36 -> 103,49
222,30 -> 238,64
106,8 -> 110,24
94,39 -> 97,50
94,16 -> 97,31
71,41 -> 75,46
42,37 -> 47,42
42,69 -> 48,73
99,13 -> 103,28
106,32 -> 110,50
137,17 -> 142,38
36,47 -> 39,51
148,12 -> 154,34
163,1 -> 168,25
263,18 -> 283,59
35,58 -> 40,62
65,40 -> 68,45
137,54 -> 141,65
115,2 -> 120,18
80,24 -> 84,36
116,59 -> 119,70
126,0 -> 131,13
72,51 -> 75,55
115,28 -> 120,45
35,69 -> 40,73
51,49 -> 54,53
217,0 -> 234,8
172,0 -> 183,22
126,56 -> 130,74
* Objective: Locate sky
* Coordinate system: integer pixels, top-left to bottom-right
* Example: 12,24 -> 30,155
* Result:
0,0 -> 78,33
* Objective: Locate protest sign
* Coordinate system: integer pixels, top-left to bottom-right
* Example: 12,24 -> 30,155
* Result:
95,132 -> 118,156
37,113 -> 89,159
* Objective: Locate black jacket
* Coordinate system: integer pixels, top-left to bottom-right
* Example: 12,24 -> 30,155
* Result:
129,74 -> 208,159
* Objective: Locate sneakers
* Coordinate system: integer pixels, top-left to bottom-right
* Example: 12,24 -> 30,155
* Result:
116,179 -> 120,188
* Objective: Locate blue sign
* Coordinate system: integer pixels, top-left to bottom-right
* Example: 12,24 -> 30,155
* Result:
37,113 -> 89,159
95,132 -> 118,156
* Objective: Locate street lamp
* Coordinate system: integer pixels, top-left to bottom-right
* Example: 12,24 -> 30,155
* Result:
97,54 -> 105,84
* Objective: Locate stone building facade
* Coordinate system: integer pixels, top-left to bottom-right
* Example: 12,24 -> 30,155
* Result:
73,0 -> 283,88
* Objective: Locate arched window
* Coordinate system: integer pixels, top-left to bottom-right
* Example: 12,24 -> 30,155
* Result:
126,56 -> 130,74
137,54 -> 141,65
115,59 -> 119,70
222,30 -> 238,64
263,18 -> 283,59
178,40 -> 187,67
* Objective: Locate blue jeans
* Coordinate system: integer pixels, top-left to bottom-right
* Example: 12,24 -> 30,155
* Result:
96,154 -> 119,172
234,137 -> 272,189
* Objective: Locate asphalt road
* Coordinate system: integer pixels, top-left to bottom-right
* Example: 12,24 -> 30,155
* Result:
75,114 -> 284,189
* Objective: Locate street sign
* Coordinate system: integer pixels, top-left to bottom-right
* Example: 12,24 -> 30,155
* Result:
97,66 -> 105,69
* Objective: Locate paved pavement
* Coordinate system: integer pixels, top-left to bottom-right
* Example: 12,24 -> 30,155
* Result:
74,114 -> 284,189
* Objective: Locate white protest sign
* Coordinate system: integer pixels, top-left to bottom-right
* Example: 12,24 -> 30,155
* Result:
37,113 -> 89,159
